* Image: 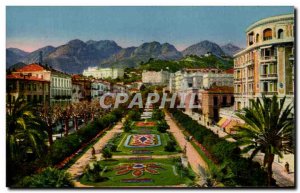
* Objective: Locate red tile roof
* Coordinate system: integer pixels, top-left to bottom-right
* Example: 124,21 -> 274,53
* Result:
224,68 -> 234,74
7,74 -> 49,82
15,63 -> 46,72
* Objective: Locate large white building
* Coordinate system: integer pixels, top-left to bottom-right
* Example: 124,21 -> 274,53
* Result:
169,68 -> 233,93
142,70 -> 170,85
83,67 -> 124,79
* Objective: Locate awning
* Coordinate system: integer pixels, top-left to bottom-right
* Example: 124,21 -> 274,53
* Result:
217,117 -> 227,127
221,119 -> 231,128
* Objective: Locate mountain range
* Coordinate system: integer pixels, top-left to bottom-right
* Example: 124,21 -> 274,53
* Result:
6,40 -> 241,73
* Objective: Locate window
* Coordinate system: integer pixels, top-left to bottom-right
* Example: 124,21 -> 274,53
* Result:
256,33 -> 260,43
263,28 -> 272,41
263,82 -> 268,92
278,29 -> 284,39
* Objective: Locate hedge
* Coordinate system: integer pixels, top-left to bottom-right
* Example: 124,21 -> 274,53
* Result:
169,109 -> 267,187
47,108 -> 124,165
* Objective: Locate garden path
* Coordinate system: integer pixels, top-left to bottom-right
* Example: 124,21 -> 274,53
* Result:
164,113 -> 208,176
67,121 -> 124,187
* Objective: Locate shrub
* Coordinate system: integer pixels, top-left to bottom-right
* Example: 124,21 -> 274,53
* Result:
17,167 -> 73,188
102,148 -> 112,159
164,140 -> 176,152
169,109 -> 267,186
157,120 -> 169,133
83,161 -> 108,182
48,108 -> 124,165
152,109 -> 164,121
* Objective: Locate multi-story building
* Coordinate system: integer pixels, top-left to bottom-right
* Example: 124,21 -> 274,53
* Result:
142,70 -> 170,85
11,63 -> 72,104
6,73 -> 50,108
72,75 -> 92,101
71,82 -> 84,102
169,68 -> 233,94
234,13 -> 294,110
50,70 -> 72,104
83,67 -> 124,79
91,80 -> 111,99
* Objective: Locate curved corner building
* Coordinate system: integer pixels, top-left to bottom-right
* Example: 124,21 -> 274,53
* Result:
233,13 -> 294,110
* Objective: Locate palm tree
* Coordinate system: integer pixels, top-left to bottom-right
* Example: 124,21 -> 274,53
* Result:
7,96 -> 46,161
232,95 -> 294,186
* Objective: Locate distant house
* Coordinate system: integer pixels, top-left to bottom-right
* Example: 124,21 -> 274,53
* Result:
142,70 -> 170,85
83,67 -> 124,79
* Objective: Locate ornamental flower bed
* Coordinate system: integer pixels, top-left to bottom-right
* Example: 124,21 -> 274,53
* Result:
124,134 -> 161,148
135,121 -> 156,127
115,163 -> 162,177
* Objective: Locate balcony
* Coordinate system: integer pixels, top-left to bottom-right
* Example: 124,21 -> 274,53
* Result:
245,60 -> 254,67
260,73 -> 278,80
260,56 -> 277,62
248,76 -> 254,81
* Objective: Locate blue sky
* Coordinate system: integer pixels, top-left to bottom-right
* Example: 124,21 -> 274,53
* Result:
6,6 -> 294,52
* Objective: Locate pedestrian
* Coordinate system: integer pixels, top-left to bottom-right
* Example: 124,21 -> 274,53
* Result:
91,146 -> 96,156
285,162 -> 290,174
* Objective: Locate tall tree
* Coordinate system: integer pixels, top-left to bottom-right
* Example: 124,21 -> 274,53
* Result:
39,105 -> 61,146
232,95 -> 294,186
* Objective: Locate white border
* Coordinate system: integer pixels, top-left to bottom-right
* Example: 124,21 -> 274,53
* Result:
1,1 -> 299,193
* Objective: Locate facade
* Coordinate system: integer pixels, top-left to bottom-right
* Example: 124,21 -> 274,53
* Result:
142,70 -> 170,85
12,63 -> 72,104
72,75 -> 92,101
169,68 -> 233,93
51,70 -> 72,104
200,86 -> 234,125
234,14 -> 294,110
6,74 -> 50,108
72,83 -> 84,102
83,67 -> 124,79
91,80 -> 111,99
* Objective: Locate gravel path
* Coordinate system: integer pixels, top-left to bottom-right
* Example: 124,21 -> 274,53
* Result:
165,113 -> 208,175
67,122 -> 123,187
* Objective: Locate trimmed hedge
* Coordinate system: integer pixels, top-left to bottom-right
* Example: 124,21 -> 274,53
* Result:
169,109 -> 267,187
48,108 -> 124,165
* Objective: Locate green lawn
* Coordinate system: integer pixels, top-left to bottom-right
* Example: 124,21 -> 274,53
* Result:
79,158 -> 194,187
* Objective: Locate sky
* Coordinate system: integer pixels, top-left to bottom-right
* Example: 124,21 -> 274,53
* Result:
6,6 -> 294,52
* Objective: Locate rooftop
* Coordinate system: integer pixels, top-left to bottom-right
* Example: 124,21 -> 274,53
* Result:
7,74 -> 49,82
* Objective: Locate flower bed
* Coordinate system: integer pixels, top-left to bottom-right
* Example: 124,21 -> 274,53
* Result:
135,121 -> 156,127
115,163 -> 162,177
124,134 -> 161,148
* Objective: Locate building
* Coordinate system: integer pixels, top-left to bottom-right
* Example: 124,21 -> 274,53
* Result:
50,70 -> 72,104
203,72 -> 234,89
72,75 -> 92,101
234,14 -> 294,110
83,67 -> 124,79
142,70 -> 170,85
91,80 -> 111,99
6,74 -> 50,108
71,82 -> 84,102
12,63 -> 72,104
169,68 -> 233,94
200,86 -> 234,125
